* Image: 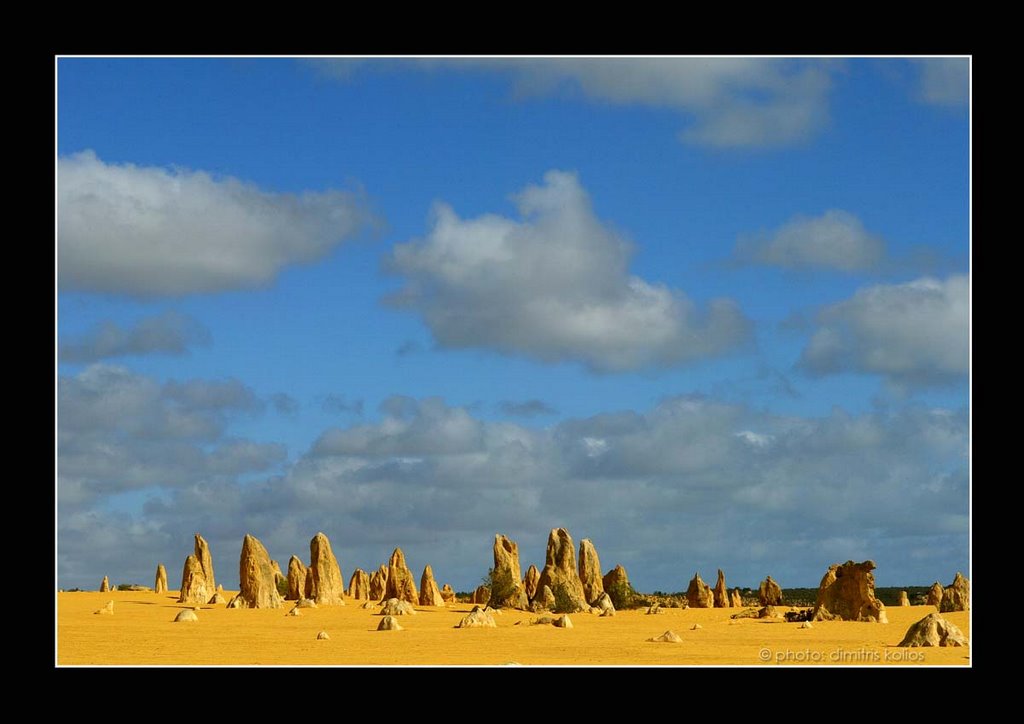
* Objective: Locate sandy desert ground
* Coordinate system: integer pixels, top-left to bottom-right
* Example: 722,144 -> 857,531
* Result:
57,591 -> 970,666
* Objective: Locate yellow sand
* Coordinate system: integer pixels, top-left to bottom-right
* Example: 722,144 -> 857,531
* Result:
57,591 -> 970,666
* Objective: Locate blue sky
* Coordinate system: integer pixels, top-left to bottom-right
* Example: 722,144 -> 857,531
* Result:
57,57 -> 969,593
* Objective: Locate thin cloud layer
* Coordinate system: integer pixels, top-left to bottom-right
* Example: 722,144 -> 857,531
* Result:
915,58 -> 969,106
800,275 -> 969,387
59,310 -> 211,363
386,171 -> 750,372
59,385 -> 967,590
313,58 -> 833,149
58,365 -> 284,507
735,209 -> 886,272
499,399 -> 559,417
58,151 -> 374,295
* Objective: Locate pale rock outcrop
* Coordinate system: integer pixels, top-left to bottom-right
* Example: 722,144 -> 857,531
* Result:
602,564 -> 630,593
287,556 -> 307,601
178,555 -> 210,605
926,582 -> 944,608
419,565 -> 446,607
316,630 -> 330,640
686,572 -> 713,608
194,534 -> 216,593
646,603 -> 661,615
553,614 -> 573,628
383,548 -> 418,605
759,576 -> 783,606
898,612 -> 969,647
649,630 -> 682,643
691,624 -> 703,630
380,598 -> 417,616
94,600 -> 114,615
456,609 -> 497,628
524,564 -> 540,601
535,528 -> 588,613
898,590 -> 910,607
286,607 -> 301,616
295,598 -> 317,608
730,589 -> 742,607
100,576 -> 110,593
601,608 -> 616,617
208,592 -> 226,604
378,615 -> 403,631
369,565 -> 389,600
712,569 -> 729,608
174,609 -> 198,622
233,534 -> 284,609
800,621 -> 813,629
473,585 -> 491,605
155,565 -> 168,594
491,534 -> 529,609
226,595 -> 243,609
308,532 -> 346,606
271,559 -> 285,591
348,568 -> 370,600
578,538 -> 604,605
939,572 -> 970,613
811,560 -> 885,622
440,583 -> 456,603
592,592 -> 615,614
533,585 -> 555,611
361,600 -> 376,609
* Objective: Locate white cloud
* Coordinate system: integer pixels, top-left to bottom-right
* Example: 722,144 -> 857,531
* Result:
800,275 -> 969,386
915,58 -> 969,106
386,170 -> 750,372
735,209 -> 885,272
58,151 -> 374,295
312,58 -> 833,149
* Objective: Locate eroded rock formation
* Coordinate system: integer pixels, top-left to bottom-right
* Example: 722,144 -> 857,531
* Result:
419,565 -> 445,607
535,528 -> 587,613
308,532 -> 345,606
578,538 -> 604,605
233,534 -> 283,609
811,560 -> 886,622
898,612 -> 968,647
686,572 -> 713,608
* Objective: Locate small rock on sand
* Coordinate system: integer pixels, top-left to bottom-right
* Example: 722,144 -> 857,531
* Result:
649,630 -> 682,643
174,609 -> 198,622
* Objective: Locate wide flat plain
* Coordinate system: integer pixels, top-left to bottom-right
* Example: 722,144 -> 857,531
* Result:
57,591 -> 970,666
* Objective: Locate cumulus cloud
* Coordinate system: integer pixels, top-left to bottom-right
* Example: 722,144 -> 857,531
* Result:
58,151 -> 375,295
915,58 -> 969,106
59,391 -> 967,591
498,399 -> 558,417
734,209 -> 886,272
800,275 -> 968,387
312,58 -> 833,148
386,171 -> 750,372
59,310 -> 210,363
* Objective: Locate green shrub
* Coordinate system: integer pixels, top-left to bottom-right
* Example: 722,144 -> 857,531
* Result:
605,580 -> 639,610
481,566 -> 516,608
552,583 -> 582,613
275,575 -> 289,598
